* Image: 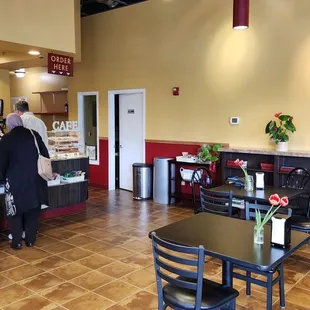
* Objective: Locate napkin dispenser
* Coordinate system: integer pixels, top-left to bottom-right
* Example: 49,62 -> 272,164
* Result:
271,214 -> 291,248
255,172 -> 265,190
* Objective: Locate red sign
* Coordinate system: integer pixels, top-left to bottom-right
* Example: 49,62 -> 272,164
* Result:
48,53 -> 74,77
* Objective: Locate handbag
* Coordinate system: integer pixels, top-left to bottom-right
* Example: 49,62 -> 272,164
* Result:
30,130 -> 53,181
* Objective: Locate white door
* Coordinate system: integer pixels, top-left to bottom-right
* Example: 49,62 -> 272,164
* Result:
119,93 -> 144,191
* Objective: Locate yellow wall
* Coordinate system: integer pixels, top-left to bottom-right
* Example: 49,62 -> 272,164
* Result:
68,0 -> 310,150
10,67 -> 68,113
0,70 -> 10,116
0,0 -> 76,53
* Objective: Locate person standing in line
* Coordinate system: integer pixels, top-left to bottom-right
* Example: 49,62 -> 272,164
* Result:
14,100 -> 48,148
14,100 -> 49,211
0,114 -> 49,249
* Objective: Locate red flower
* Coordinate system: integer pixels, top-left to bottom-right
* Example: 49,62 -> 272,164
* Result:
280,196 -> 289,207
234,159 -> 244,167
274,112 -> 282,118
269,194 -> 281,206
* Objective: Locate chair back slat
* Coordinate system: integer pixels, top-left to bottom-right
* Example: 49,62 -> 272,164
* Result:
151,232 -> 205,309
154,233 -> 199,255
200,187 -> 233,217
155,247 -> 198,267
245,202 -> 292,222
157,270 -> 197,290
156,258 -> 197,279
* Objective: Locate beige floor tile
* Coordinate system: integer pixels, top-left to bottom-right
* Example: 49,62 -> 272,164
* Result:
107,305 -> 128,310
102,247 -> 133,260
70,270 -> 114,290
121,253 -> 153,268
63,292 -> 114,310
99,235 -> 134,246
34,235 -> 59,248
296,275 -> 310,291
105,225 -> 132,235
21,272 -> 64,292
78,254 -> 114,269
66,235 -> 96,246
51,262 -> 90,280
0,250 -> 10,259
2,264 -> 43,282
95,280 -> 140,302
286,287 -> 310,308
82,241 -> 114,253
0,256 -> 26,272
272,301 -> 310,310
43,228 -> 77,240
0,284 -> 32,307
3,294 -> 57,310
71,225 -> 98,234
59,247 -> 93,261
32,255 -> 70,271
14,248 -> 50,263
40,282 -> 86,305
85,230 -> 116,240
42,242 -> 76,254
123,266 -> 156,288
118,291 -> 158,310
99,262 -> 138,278
122,240 -> 151,252
0,274 -> 14,289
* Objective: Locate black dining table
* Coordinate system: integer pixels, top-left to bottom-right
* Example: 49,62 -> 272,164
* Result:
209,184 -> 305,202
150,213 -> 310,309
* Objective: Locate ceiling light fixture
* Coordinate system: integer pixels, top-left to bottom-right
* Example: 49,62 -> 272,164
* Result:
233,0 -> 250,30
15,69 -> 26,78
28,50 -> 40,55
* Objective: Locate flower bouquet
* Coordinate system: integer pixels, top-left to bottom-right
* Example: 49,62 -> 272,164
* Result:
254,194 -> 289,244
234,159 -> 253,191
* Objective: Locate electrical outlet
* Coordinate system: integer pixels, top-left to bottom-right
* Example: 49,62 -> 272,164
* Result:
181,181 -> 185,186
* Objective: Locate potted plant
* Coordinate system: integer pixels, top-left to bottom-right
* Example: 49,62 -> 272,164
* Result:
265,112 -> 296,152
197,143 -> 222,172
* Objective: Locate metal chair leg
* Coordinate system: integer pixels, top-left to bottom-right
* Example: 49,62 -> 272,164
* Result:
267,273 -> 273,310
279,265 -> 285,308
246,271 -> 251,296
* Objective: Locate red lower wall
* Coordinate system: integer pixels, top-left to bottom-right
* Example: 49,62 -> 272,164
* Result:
89,138 -> 109,188
89,138 -> 222,188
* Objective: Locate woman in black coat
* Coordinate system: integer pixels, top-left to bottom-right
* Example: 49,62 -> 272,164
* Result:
0,113 -> 49,249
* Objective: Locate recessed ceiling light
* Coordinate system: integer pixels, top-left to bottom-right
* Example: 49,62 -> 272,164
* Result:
28,50 -> 40,55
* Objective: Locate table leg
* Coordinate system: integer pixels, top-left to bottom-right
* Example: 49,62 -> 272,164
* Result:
222,260 -> 233,287
222,261 -> 236,310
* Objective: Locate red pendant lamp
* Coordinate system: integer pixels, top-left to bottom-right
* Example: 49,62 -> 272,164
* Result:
233,0 -> 250,30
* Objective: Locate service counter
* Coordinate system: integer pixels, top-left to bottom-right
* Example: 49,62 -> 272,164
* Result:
0,156 -> 89,225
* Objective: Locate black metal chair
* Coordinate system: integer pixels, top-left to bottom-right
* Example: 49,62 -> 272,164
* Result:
284,167 -> 310,232
191,167 -> 213,207
233,202 -> 293,310
196,187 -> 238,217
286,167 -> 310,189
151,232 -> 239,310
285,167 -> 310,215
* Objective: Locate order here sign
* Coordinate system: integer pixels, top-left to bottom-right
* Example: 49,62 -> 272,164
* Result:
48,53 -> 74,77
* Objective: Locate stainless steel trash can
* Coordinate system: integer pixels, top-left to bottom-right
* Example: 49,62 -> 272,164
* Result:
133,163 -> 153,200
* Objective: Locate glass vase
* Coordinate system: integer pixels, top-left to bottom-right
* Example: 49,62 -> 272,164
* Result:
244,175 -> 254,192
254,225 -> 264,245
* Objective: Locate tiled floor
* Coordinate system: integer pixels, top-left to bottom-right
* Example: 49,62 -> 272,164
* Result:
0,187 -> 308,309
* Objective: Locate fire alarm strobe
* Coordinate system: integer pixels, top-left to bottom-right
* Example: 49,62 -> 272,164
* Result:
230,117 -> 240,125
173,87 -> 179,96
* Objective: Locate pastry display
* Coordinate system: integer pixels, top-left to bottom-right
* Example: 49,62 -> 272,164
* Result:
47,131 -> 81,157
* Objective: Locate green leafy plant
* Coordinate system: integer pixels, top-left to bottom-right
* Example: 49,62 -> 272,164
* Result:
198,143 -> 222,162
265,112 -> 296,143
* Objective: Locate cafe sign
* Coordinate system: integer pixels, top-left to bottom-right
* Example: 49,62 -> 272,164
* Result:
48,53 -> 74,77
52,121 -> 79,132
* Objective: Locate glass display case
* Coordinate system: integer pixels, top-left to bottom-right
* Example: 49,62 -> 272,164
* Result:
47,131 -> 82,159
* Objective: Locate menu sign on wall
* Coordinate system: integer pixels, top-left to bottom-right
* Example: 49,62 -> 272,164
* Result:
48,53 -> 74,77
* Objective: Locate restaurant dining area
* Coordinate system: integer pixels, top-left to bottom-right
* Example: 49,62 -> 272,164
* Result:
1,0 -> 310,309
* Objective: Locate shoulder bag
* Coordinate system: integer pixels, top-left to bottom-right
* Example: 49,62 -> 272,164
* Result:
30,130 -> 53,181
